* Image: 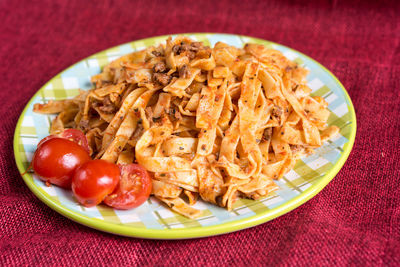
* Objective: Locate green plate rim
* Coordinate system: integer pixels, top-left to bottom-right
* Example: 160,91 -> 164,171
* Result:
13,33 -> 357,239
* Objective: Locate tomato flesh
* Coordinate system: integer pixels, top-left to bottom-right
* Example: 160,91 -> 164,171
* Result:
32,138 -> 91,188
72,160 -> 120,207
104,164 -> 152,209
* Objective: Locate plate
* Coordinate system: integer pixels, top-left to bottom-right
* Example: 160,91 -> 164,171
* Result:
13,33 -> 356,239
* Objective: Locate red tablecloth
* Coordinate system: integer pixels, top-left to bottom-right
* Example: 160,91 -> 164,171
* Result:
1,0 -> 399,265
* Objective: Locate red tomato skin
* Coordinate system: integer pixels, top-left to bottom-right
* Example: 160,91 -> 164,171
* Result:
32,138 -> 91,188
37,129 -> 90,154
104,164 -> 152,210
37,135 -> 57,148
59,129 -> 90,154
72,160 -> 120,207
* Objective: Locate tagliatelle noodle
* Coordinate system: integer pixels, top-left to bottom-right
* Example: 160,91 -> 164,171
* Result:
33,36 -> 339,218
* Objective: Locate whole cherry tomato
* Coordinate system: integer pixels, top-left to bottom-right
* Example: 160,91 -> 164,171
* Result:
32,138 -> 91,188
72,160 -> 120,207
104,164 -> 152,209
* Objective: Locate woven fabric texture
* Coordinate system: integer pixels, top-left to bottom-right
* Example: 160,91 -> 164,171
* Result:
1,0 -> 399,265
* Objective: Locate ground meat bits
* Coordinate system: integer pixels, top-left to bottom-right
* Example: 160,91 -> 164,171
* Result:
98,104 -> 116,114
172,42 -> 204,59
153,62 -> 167,73
263,128 -> 272,141
153,61 -> 170,85
191,42 -> 202,50
179,64 -> 190,78
93,96 -> 116,114
186,50 -> 196,60
271,105 -> 283,117
152,50 -> 162,57
78,119 -> 90,132
169,108 -> 182,121
153,73 -> 172,86
172,43 -> 189,55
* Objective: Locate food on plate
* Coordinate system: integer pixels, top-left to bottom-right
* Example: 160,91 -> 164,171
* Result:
33,36 -> 339,218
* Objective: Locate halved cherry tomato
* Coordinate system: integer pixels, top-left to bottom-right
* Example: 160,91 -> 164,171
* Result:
59,129 -> 90,154
104,164 -> 152,209
72,160 -> 120,207
32,138 -> 91,188
37,129 -> 90,154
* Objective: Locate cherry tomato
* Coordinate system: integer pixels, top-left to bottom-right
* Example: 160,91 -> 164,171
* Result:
72,160 -> 120,207
37,129 -> 90,154
104,164 -> 152,209
59,129 -> 90,154
36,135 -> 57,148
32,138 -> 91,188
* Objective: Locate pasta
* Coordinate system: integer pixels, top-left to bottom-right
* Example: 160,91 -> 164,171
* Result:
33,36 -> 339,218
